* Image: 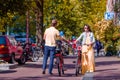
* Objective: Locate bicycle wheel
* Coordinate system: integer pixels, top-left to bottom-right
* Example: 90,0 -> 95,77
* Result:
36,47 -> 43,57
75,57 -> 80,76
62,67 -> 64,74
31,51 -> 40,62
75,66 -> 80,76
56,57 -> 62,76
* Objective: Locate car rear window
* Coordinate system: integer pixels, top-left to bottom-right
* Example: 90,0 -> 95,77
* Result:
0,36 -> 6,45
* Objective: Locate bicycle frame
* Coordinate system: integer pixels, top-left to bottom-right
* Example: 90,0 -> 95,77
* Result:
55,48 -> 64,76
76,46 -> 81,65
55,40 -> 65,76
55,53 -> 64,68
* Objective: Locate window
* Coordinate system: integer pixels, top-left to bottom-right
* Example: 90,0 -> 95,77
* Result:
0,36 -> 6,45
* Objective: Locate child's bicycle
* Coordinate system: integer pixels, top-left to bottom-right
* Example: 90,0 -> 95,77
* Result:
55,40 -> 64,76
74,44 -> 81,76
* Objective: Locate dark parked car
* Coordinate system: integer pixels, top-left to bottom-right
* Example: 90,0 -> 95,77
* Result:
0,35 -> 26,64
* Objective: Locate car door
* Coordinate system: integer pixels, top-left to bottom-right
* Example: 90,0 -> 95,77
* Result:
9,37 -> 20,59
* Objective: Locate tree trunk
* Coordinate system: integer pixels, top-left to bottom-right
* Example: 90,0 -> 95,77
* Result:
35,0 -> 43,46
36,9 -> 42,46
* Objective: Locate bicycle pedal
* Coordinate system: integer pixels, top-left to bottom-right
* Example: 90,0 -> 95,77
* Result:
63,68 -> 67,71
73,61 -> 76,63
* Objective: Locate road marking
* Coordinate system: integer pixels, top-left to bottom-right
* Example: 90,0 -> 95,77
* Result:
82,72 -> 94,80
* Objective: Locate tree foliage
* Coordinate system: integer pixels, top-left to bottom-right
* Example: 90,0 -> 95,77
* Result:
43,0 -> 106,39
1,0 -> 120,51
0,0 -> 32,33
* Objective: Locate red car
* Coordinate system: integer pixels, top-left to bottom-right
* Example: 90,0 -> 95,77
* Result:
0,35 -> 26,64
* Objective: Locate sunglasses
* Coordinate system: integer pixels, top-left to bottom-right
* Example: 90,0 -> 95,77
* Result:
84,28 -> 88,29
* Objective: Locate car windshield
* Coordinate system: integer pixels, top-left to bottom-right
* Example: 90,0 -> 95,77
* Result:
0,36 -> 6,45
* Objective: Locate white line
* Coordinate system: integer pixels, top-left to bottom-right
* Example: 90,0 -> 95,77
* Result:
82,72 -> 94,80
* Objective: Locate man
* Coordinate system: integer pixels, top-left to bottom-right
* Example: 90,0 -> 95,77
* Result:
42,19 -> 60,75
95,40 -> 102,56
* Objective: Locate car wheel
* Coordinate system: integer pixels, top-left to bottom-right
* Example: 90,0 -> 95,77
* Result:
9,54 -> 16,64
18,54 -> 26,65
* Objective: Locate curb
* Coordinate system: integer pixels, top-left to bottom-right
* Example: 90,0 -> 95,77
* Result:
0,63 -> 17,71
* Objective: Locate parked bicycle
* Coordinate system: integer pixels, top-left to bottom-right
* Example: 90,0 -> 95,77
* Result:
23,42 -> 42,62
31,44 -> 43,62
117,50 -> 120,58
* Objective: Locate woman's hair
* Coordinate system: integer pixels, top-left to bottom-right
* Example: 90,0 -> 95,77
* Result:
83,24 -> 92,32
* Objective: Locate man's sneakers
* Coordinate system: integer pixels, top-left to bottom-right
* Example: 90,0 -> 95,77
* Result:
42,71 -> 53,75
42,71 -> 45,74
49,72 -> 53,75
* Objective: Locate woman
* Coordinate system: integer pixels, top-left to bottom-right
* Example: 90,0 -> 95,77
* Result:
75,24 -> 95,75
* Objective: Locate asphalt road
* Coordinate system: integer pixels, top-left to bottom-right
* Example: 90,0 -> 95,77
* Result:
0,55 -> 120,80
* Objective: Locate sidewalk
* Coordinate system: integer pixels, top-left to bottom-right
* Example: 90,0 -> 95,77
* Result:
27,55 -> 120,80
0,55 -> 120,80
94,56 -> 120,80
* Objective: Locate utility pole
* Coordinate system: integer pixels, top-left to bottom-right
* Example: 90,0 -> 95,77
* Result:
26,10 -> 29,43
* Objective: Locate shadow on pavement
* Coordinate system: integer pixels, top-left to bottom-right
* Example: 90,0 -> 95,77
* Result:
94,75 -> 120,80
95,60 -> 120,67
95,68 -> 117,72
0,70 -> 17,74
0,74 -> 79,80
18,63 -> 43,68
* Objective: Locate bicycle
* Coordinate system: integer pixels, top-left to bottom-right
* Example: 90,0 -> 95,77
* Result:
31,45 -> 43,62
23,42 -> 43,62
55,40 -> 64,76
74,44 -> 81,76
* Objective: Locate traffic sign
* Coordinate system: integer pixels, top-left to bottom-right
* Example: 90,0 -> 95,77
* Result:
104,12 -> 114,20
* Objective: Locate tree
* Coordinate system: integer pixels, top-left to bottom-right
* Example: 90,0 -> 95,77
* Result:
34,0 -> 43,45
0,0 -> 31,34
0,0 -> 44,45
43,0 -> 106,39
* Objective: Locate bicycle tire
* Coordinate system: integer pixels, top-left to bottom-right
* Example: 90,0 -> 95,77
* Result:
56,57 -> 64,76
75,57 -> 80,76
62,68 -> 64,74
56,57 -> 61,76
31,51 -> 40,62
75,64 -> 79,76
57,63 -> 61,76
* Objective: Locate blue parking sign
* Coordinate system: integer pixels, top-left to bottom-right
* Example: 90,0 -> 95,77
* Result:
104,12 -> 114,20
